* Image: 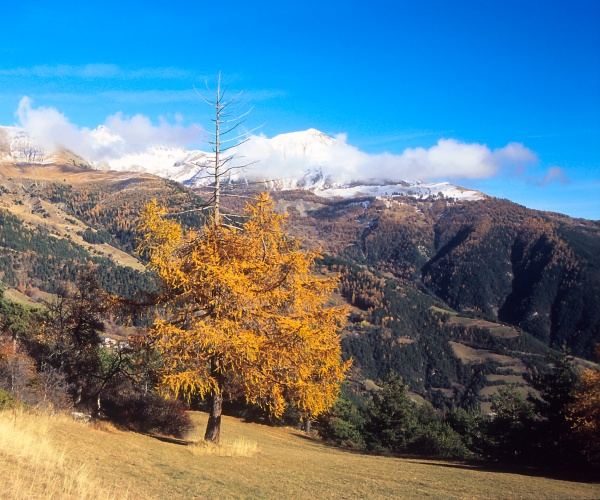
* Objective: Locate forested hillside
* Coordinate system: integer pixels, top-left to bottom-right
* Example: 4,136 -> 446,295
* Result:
276,191 -> 600,412
284,195 -> 600,359
0,164 -> 205,299
1,161 -> 599,415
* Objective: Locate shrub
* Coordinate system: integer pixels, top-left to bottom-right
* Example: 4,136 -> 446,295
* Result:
0,388 -> 14,409
364,374 -> 418,452
409,422 -> 470,459
102,387 -> 192,437
34,366 -> 72,411
446,407 -> 485,455
0,338 -> 38,405
318,395 -> 366,449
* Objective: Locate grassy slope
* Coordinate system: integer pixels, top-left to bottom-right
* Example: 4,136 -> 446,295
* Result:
2,288 -> 42,309
1,410 -> 598,499
0,192 -> 144,271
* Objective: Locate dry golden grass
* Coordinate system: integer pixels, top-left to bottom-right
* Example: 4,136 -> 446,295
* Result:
0,409 -> 124,499
1,409 -> 598,499
190,436 -> 259,458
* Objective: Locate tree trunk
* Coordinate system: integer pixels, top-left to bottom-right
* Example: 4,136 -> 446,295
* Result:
302,417 -> 312,433
204,389 -> 223,443
75,384 -> 83,406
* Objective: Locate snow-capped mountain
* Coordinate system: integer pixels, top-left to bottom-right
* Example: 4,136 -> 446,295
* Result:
312,181 -> 484,201
0,126 -> 47,163
0,125 -> 484,201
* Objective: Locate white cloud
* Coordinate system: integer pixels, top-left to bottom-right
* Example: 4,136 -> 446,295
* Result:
15,97 -> 203,161
234,131 -> 538,183
104,112 -> 202,150
99,88 -> 285,104
12,98 -> 540,183
492,142 -> 539,175
0,64 -> 191,79
0,89 -> 285,106
537,166 -> 568,186
16,96 -> 95,157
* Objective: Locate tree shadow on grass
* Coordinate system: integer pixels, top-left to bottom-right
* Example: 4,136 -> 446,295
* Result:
409,460 -> 599,485
291,432 -> 599,484
140,433 -> 192,446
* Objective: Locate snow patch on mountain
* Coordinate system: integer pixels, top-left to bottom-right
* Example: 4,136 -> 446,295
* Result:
0,126 -> 48,163
314,181 -> 484,201
0,125 -> 484,201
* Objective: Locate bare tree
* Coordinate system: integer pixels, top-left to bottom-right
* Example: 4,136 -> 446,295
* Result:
12,136 -> 45,163
176,73 -> 259,227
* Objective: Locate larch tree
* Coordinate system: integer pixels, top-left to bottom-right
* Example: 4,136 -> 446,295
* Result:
567,345 -> 600,464
138,193 -> 350,443
138,74 -> 348,443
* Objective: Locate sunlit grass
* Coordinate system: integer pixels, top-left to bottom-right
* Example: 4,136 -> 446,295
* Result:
190,436 -> 259,458
0,409 -> 124,499
0,408 -> 597,499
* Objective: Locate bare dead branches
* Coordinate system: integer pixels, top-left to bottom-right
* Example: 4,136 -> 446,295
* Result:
182,73 -> 260,226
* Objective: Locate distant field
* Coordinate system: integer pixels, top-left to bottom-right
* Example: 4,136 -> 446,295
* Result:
1,410 -> 598,499
3,288 -> 41,308
479,384 -> 532,398
429,306 -> 520,339
485,373 -> 526,384
449,341 -> 525,368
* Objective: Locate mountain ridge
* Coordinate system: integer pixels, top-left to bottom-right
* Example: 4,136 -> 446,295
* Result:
0,160 -> 599,413
0,126 -> 484,201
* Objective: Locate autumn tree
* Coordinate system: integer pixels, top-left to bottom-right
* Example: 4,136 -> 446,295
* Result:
138,193 -> 349,443
568,345 -> 600,464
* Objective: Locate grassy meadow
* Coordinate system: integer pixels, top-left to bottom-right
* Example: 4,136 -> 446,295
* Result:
1,409 -> 598,499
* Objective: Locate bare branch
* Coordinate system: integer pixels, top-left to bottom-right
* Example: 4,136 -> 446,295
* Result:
220,137 -> 251,153
165,206 -> 215,217
218,193 -> 255,199
220,107 -> 254,124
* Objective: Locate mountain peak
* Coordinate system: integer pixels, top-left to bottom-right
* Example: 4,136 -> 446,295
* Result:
0,125 -> 484,202
269,128 -> 336,147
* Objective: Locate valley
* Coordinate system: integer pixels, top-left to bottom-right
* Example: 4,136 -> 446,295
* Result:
1,2 -> 599,496
1,159 -> 598,415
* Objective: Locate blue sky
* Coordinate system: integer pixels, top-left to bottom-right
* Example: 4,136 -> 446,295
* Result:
1,1 -> 598,218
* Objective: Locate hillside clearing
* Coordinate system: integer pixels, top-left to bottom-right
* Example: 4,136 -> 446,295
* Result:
1,410 -> 597,499
429,306 -> 521,339
3,288 -> 42,309
449,341 -> 525,368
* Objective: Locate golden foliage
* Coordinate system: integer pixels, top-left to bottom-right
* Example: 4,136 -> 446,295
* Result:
138,193 -> 349,418
567,365 -> 600,461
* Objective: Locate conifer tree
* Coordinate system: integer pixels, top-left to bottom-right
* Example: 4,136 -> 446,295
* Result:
138,193 -> 349,443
